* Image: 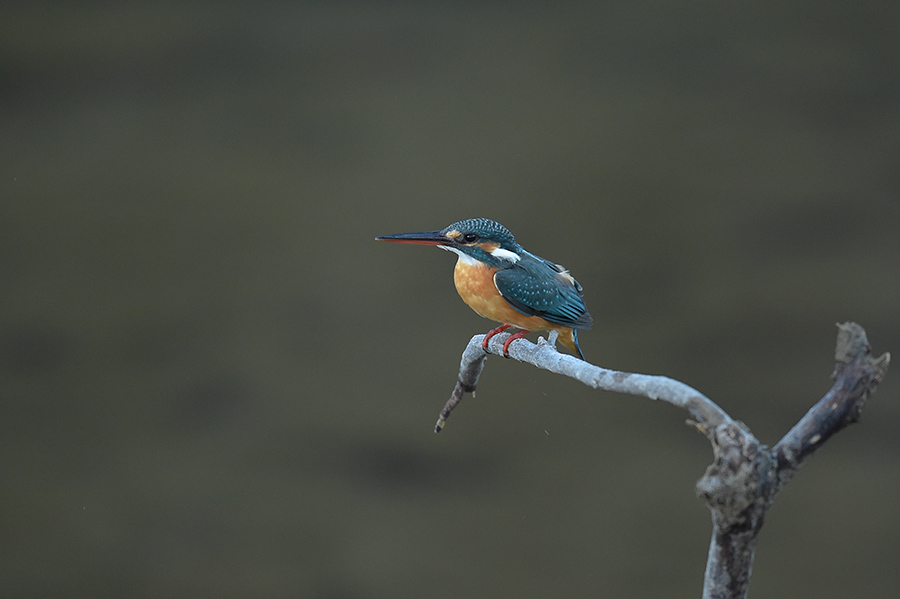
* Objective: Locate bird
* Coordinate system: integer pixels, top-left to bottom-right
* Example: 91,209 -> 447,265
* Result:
376,218 -> 592,359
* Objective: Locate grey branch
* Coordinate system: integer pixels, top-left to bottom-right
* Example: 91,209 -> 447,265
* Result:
435,322 -> 889,599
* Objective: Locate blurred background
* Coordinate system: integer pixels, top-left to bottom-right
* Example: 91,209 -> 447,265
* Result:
2,1 -> 898,597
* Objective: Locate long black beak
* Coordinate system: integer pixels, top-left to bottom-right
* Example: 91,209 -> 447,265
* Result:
375,230 -> 453,246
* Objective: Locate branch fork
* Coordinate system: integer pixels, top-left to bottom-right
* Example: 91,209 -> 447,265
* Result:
434,322 -> 889,599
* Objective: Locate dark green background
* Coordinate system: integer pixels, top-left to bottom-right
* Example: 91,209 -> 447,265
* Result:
2,2 -> 898,597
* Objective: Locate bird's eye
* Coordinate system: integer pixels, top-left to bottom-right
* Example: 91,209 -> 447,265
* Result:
462,233 -> 478,243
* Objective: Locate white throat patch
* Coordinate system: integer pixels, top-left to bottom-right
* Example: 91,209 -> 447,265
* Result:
440,244 -> 521,265
439,245 -> 480,266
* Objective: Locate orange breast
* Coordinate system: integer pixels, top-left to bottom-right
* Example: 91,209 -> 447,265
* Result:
452,260 -> 575,337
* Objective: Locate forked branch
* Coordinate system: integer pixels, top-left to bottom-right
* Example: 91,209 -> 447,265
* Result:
434,322 -> 889,599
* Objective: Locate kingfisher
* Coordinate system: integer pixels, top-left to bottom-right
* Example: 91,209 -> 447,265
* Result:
376,218 -> 592,359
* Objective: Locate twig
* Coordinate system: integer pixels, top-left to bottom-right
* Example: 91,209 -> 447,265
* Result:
434,322 -> 889,599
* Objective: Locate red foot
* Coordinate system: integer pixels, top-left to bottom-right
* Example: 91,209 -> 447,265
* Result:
502,330 -> 530,358
482,324 -> 511,351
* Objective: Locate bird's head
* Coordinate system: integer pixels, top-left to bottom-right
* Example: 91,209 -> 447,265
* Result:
376,218 -> 521,268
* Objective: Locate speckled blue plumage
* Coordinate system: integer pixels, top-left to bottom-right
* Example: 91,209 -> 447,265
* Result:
495,251 -> 592,329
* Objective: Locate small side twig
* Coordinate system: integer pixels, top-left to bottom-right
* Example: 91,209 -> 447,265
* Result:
772,322 -> 890,480
434,345 -> 486,432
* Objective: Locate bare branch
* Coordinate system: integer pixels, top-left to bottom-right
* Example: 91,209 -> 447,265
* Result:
434,329 -> 737,435
434,322 -> 889,599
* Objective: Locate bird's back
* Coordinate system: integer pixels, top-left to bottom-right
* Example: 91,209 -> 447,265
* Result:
494,252 -> 592,330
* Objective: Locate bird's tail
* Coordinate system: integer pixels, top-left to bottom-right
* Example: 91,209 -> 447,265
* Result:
558,328 -> 586,360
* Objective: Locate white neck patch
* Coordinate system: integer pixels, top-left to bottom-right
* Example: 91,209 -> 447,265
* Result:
489,246 -> 521,263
